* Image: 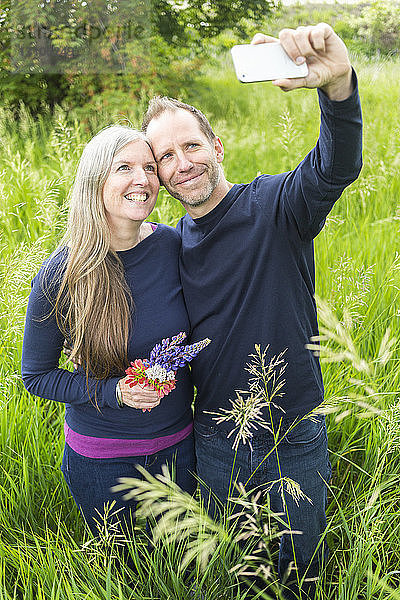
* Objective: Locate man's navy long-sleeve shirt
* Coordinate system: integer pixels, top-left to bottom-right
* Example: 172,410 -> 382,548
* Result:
177,79 -> 363,428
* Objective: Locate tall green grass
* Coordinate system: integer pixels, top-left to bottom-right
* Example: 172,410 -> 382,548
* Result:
0,55 -> 399,598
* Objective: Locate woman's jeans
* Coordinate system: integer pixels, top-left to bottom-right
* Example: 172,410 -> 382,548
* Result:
194,415 -> 332,600
61,432 -> 196,538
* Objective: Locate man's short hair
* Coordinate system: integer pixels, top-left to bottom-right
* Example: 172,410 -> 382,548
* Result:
142,96 -> 216,145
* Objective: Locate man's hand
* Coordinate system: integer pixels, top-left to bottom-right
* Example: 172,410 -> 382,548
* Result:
118,376 -> 161,411
63,340 -> 81,370
252,23 -> 353,101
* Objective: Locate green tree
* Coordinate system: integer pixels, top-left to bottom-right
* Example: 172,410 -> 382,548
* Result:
0,0 -> 277,112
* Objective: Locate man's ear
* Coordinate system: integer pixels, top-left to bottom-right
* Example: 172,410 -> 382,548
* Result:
214,136 -> 224,163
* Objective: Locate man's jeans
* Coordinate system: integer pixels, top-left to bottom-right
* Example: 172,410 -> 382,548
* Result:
194,415 -> 331,599
61,432 -> 196,537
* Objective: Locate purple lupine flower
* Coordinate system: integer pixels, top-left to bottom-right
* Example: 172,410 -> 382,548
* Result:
149,332 -> 187,365
147,332 -> 210,371
126,333 -> 211,404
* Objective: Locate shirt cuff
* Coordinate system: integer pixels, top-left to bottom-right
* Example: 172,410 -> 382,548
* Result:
317,68 -> 360,113
101,376 -> 124,409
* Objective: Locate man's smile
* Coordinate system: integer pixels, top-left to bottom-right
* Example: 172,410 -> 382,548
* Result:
175,171 -> 206,186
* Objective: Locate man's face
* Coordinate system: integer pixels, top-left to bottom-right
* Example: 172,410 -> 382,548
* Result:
146,109 -> 224,208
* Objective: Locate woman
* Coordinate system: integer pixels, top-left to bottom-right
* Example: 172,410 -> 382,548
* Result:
21,126 -> 196,538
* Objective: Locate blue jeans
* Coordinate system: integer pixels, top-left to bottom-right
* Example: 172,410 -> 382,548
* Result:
194,415 -> 331,599
61,432 -> 196,538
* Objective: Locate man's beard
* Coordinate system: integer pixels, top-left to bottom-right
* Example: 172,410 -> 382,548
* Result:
162,161 -> 221,207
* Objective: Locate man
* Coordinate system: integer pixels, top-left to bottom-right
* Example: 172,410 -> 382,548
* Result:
143,24 -> 362,599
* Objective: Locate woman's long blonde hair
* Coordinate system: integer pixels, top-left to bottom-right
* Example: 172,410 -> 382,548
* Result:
50,126 -> 151,380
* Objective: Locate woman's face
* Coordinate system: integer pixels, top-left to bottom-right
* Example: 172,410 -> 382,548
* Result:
102,140 -> 160,231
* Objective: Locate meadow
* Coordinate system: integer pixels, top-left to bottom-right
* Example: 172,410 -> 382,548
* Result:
0,53 -> 399,599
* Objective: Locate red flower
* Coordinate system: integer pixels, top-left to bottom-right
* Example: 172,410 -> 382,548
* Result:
125,359 -> 176,400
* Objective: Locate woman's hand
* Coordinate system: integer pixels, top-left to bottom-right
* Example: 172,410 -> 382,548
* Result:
118,376 -> 161,411
63,343 -> 160,410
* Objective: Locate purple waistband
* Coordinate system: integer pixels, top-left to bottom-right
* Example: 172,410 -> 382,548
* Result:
64,421 -> 193,459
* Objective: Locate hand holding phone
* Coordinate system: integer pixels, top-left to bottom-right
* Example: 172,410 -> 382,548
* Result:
231,42 -> 309,84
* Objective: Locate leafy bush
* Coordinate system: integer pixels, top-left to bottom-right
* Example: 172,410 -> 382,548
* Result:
351,0 -> 400,56
259,1 -> 400,58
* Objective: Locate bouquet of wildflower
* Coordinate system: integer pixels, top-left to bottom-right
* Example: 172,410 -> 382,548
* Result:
125,332 -> 211,401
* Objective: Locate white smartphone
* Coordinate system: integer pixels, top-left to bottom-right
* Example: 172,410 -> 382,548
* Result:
231,42 -> 309,83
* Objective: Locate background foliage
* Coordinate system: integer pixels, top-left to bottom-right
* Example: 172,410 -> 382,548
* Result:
0,0 -> 276,112
2,1 -> 400,113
